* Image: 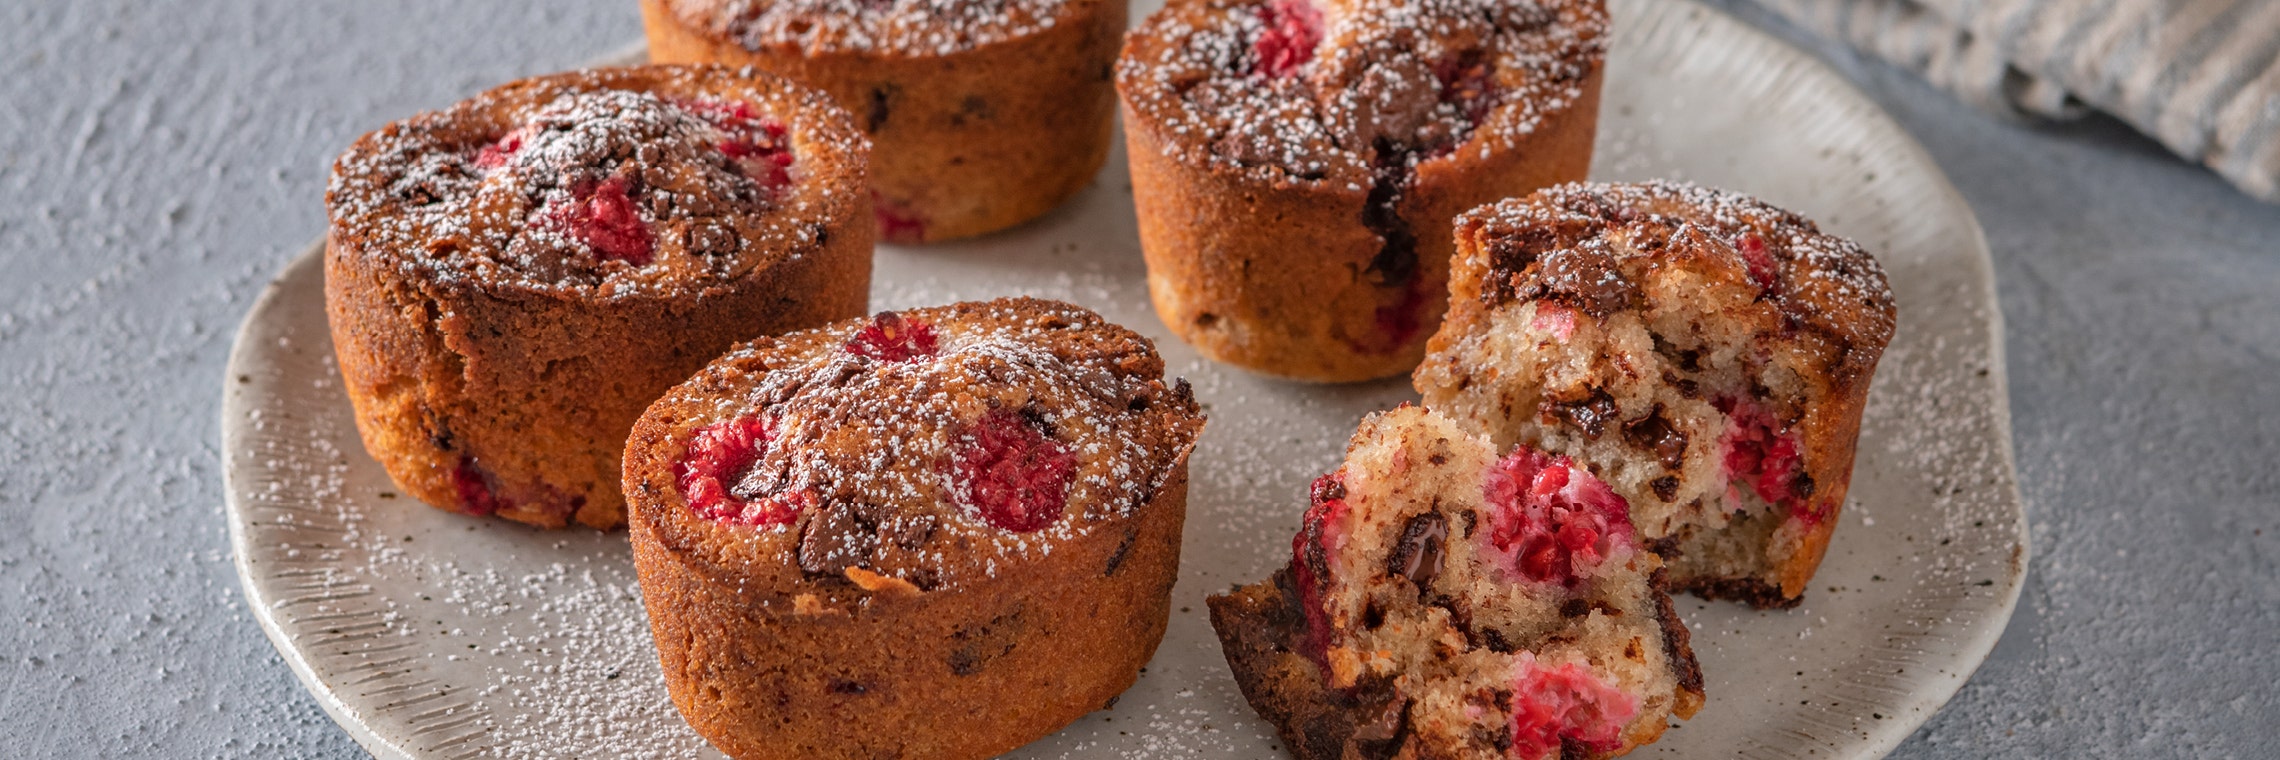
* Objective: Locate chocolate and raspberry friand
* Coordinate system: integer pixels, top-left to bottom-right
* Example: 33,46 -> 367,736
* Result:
643,0 -> 1125,243
620,298 -> 1204,760
324,65 -> 873,530
1209,406 -> 1702,760
1117,0 -> 1607,382
1414,181 -> 1898,607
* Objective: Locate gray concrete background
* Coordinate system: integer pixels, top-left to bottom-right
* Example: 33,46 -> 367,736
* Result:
1,0 -> 2271,756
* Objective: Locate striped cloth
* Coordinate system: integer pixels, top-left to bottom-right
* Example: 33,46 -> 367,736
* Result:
1751,0 -> 2280,203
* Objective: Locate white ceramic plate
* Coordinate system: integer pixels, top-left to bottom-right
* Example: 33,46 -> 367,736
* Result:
224,1 -> 2027,757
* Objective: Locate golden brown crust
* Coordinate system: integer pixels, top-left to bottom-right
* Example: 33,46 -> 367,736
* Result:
323,65 -> 873,530
1116,0 -> 1606,382
632,467 -> 1186,760
622,298 -> 1204,759
1206,571 -> 1371,760
644,0 -> 1123,243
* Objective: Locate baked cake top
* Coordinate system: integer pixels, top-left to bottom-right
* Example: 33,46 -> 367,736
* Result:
629,298 -> 1205,597
327,65 -> 867,299
1117,0 -> 1606,188
1459,180 -> 1898,382
660,0 -> 1086,57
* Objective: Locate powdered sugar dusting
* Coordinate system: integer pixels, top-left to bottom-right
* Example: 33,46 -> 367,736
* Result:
648,299 -> 1204,594
1118,0 -> 1606,186
677,0 -> 1075,56
1464,179 -> 1899,351
326,68 -> 862,299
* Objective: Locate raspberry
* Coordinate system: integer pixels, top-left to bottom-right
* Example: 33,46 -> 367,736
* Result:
1481,449 -> 1634,586
1434,51 -> 1500,126
1370,280 -> 1428,353
548,174 -> 654,264
874,194 -> 928,243
1290,472 -> 1348,664
1717,397 -> 1805,512
1252,0 -> 1323,78
1509,654 -> 1639,759
677,98 -> 795,191
845,311 -> 940,362
674,416 -> 805,527
473,127 -> 529,171
952,409 -> 1077,533
452,457 -> 509,516
1529,301 -> 1577,341
1736,233 -> 1781,293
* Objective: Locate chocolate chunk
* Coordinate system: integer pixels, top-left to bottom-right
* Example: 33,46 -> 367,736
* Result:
1651,476 -> 1680,503
1386,513 -> 1449,590
797,503 -> 879,575
1479,627 -> 1516,654
1623,406 -> 1690,470
865,86 -> 894,133
1539,387 -> 1619,439
1102,525 -> 1139,576
947,610 -> 1025,676
1360,140 -> 1420,289
1352,699 -> 1413,760
1533,240 -> 1641,316
880,512 -> 937,551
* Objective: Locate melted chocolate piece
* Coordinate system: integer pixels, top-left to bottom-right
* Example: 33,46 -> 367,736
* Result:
1387,513 -> 1449,590
1651,476 -> 1680,503
1622,405 -> 1690,470
1525,241 -> 1640,316
797,502 -> 879,575
1360,139 -> 1420,289
1539,387 -> 1619,439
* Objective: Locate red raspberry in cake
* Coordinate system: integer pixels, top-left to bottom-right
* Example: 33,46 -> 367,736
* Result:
452,458 -> 509,516
1509,653 -> 1639,758
1208,406 -> 1702,760
473,127 -> 529,170
1289,472 -> 1348,663
681,98 -> 797,190
953,409 -> 1078,533
1736,232 -> 1781,292
845,311 -> 940,362
1416,181 -> 1897,607
673,416 -> 806,527
547,175 -> 655,264
872,195 -> 929,244
1434,51 -> 1501,129
1251,0 -> 1322,78
1717,396 -> 1804,508
1483,449 -> 1635,586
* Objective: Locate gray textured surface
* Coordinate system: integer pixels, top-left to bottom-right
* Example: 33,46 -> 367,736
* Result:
0,0 -> 2271,757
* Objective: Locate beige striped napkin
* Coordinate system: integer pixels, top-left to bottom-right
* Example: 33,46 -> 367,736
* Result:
1752,0 -> 2280,203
